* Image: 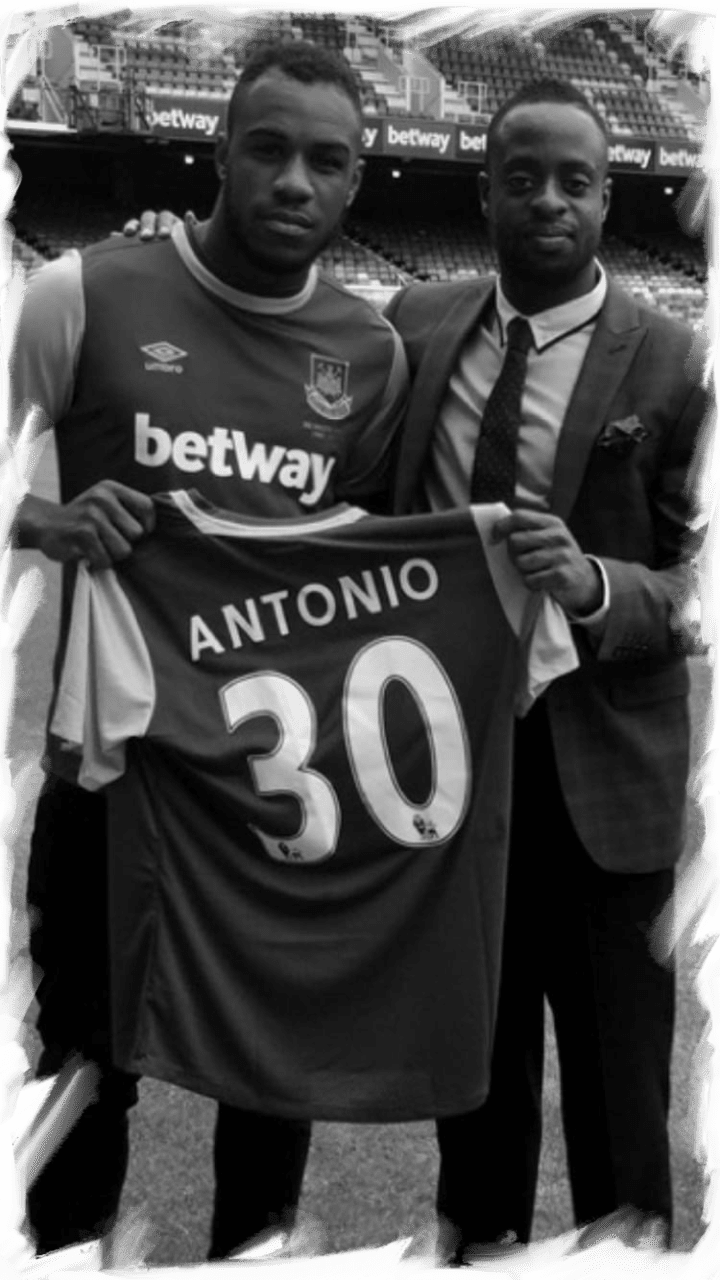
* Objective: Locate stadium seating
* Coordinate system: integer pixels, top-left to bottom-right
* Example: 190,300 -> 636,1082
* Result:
348,215 -> 706,326
11,169 -> 706,328
9,14 -> 707,328
57,14 -> 704,137
11,197 -> 126,259
67,13 -> 391,113
426,24 -> 699,140
628,230 -> 707,282
11,234 -> 47,276
319,236 -> 408,287
65,14 -> 238,98
349,215 -> 496,282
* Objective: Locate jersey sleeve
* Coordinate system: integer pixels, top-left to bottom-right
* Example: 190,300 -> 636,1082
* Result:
469,503 -> 580,712
334,320 -> 409,508
50,561 -> 156,790
11,251 -> 85,429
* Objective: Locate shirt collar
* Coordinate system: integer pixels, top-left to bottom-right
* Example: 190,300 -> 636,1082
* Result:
172,214 -> 318,315
494,262 -> 607,351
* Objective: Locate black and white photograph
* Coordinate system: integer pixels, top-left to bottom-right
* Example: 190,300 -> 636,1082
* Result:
0,4 -> 717,1276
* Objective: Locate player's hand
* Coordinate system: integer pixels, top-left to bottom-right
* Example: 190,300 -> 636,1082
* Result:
121,209 -> 183,240
37,481 -> 156,570
492,509 -> 603,615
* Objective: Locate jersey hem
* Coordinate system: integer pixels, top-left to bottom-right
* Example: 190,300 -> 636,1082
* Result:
119,1053 -> 491,1122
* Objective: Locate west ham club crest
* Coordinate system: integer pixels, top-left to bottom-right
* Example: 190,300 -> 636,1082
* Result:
305,355 -> 353,421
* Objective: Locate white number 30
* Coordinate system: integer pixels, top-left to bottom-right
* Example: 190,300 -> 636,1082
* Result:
220,637 -> 471,864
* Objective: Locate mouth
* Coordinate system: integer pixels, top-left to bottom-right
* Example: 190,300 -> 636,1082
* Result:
263,213 -> 315,237
527,228 -> 574,248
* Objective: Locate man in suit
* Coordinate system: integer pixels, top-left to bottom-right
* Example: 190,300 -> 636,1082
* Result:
385,77 -> 706,1257
95,73 -> 705,1255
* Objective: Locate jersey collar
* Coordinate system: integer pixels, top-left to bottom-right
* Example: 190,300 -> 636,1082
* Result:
172,215 -> 318,315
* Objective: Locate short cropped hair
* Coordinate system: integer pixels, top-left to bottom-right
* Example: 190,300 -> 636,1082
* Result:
228,40 -> 363,136
486,77 -> 609,173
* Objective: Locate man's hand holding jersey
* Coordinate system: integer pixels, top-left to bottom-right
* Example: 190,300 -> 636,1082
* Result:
16,482 -> 156,570
492,509 -> 605,618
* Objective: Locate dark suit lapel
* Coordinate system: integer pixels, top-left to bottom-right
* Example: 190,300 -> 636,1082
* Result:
394,280 -> 496,512
550,282 -> 647,521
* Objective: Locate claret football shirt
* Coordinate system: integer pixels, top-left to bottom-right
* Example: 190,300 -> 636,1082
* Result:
52,492 -> 578,1121
13,218 -> 408,776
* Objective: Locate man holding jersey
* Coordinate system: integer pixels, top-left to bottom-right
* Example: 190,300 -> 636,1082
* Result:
12,40 -> 406,1259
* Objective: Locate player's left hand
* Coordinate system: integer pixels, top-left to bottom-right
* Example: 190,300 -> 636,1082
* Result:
492,509 -> 603,615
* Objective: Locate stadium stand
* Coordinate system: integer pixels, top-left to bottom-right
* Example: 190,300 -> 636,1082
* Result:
426,23 -> 701,139
11,235 -> 47,277
7,14 -> 708,327
10,173 -> 705,329
628,230 -> 707,283
36,15 -> 238,108
348,216 -> 706,327
9,14 -> 706,138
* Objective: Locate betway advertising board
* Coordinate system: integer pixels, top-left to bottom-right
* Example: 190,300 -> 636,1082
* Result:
144,98 -> 698,175
148,95 -> 227,140
654,142 -> 701,175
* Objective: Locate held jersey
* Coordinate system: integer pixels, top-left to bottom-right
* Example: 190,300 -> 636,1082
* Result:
12,217 -> 407,772
52,493 -> 578,1122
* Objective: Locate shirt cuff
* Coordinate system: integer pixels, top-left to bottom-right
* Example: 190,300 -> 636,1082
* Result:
566,556 -> 610,628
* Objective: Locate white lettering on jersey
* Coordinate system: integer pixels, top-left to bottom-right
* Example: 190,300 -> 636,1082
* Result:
190,615 -> 225,661
222,601 -> 265,648
232,432 -> 285,485
189,560 -> 440,660
134,415 -> 337,506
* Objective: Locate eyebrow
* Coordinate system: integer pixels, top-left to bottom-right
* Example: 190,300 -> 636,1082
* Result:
502,156 -> 599,175
244,125 -> 352,153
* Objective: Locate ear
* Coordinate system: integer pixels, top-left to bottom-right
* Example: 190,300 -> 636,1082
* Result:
214,134 -> 229,183
345,157 -> 365,209
478,170 -> 490,218
601,175 -> 612,222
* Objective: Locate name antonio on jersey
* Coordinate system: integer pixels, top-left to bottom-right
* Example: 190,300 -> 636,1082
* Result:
190,557 -> 439,662
135,413 -> 336,506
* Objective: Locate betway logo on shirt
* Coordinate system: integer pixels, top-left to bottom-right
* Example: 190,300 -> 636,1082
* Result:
135,415 -> 335,506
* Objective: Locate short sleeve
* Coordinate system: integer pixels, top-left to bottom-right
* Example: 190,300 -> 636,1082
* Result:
11,251 -> 85,428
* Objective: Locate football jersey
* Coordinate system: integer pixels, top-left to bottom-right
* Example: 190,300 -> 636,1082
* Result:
52,492 -> 578,1122
12,217 -> 407,775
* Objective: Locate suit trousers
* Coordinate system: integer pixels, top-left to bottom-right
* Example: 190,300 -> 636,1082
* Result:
435,699 -> 675,1251
25,776 -> 311,1258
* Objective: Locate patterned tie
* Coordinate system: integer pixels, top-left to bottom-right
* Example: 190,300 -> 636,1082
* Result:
469,316 -> 534,506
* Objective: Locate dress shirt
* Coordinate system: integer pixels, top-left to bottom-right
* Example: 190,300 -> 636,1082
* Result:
422,264 -> 609,625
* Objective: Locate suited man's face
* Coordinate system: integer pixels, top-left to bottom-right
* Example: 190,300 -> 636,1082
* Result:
480,103 -> 612,311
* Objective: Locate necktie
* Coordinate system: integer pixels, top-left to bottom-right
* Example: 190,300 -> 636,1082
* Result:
469,316 -> 534,506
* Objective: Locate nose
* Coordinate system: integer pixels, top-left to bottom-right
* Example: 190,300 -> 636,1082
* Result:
274,154 -> 314,202
530,178 -> 569,217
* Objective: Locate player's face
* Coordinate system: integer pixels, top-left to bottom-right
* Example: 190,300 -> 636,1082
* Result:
480,103 -> 611,311
216,70 -> 363,293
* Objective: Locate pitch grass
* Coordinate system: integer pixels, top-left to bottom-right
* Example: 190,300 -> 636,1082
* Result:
8,440 -> 708,1265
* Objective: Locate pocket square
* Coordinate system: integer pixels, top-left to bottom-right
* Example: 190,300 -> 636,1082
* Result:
597,415 -> 650,453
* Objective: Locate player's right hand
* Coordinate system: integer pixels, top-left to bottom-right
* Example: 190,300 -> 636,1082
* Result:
121,209 -> 184,240
37,481 -> 156,569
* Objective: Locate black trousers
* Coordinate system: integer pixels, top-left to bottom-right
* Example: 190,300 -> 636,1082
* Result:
435,701 -> 676,1251
25,776 -> 311,1259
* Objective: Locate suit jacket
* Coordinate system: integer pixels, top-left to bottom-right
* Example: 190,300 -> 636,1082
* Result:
385,276 -> 708,872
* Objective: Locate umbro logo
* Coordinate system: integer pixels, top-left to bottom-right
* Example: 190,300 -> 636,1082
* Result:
140,342 -> 188,374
